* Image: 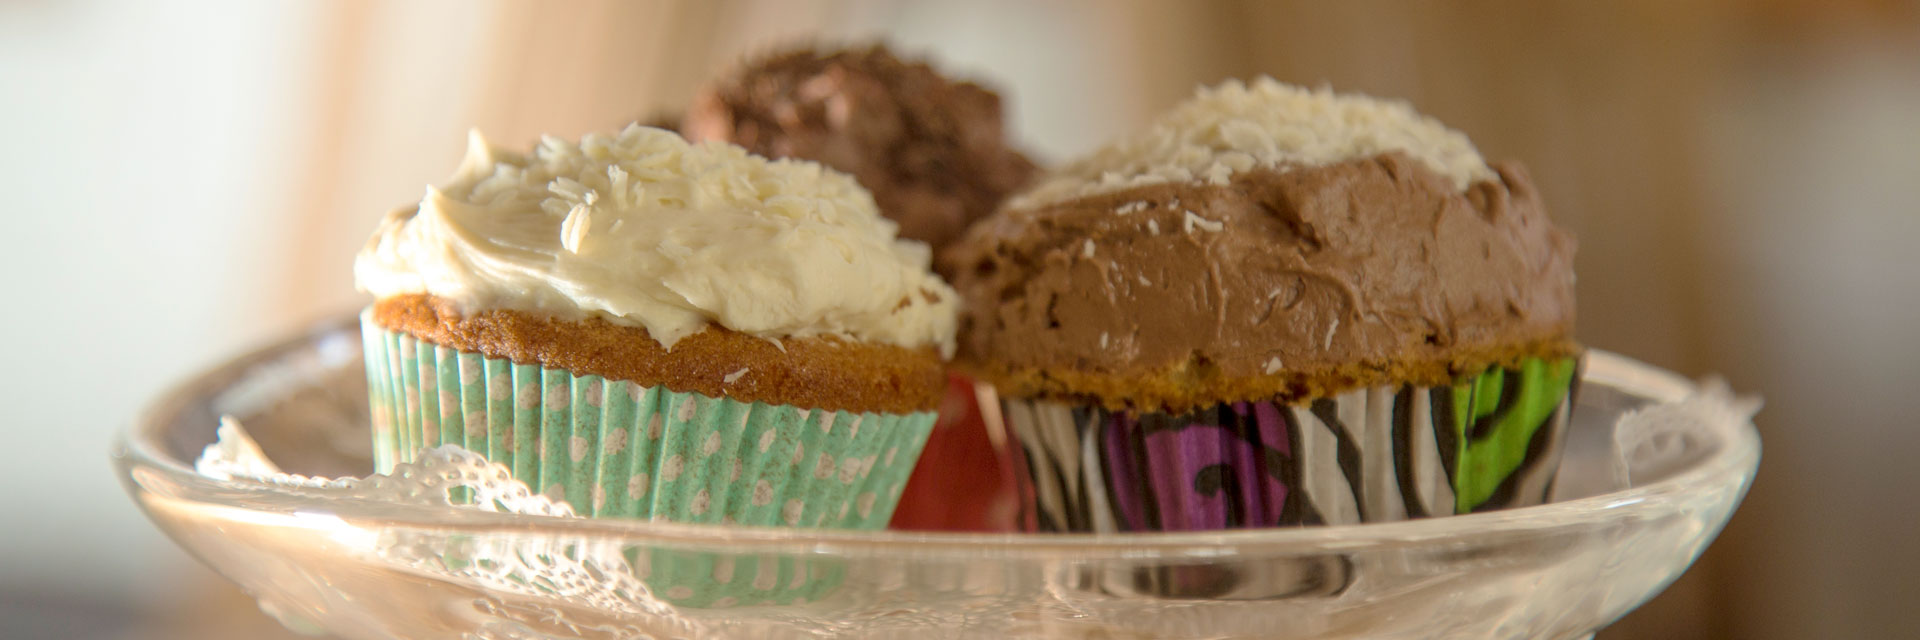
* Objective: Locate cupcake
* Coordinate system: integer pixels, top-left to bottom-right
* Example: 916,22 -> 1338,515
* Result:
944,79 -> 1581,532
683,43 -> 1037,266
685,44 -> 1037,530
353,124 -> 956,533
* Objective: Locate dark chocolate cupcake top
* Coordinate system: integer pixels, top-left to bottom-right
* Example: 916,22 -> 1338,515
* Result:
944,79 -> 1577,412
683,44 -> 1037,258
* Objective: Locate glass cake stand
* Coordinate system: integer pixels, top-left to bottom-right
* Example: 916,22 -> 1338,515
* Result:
114,316 -> 1759,640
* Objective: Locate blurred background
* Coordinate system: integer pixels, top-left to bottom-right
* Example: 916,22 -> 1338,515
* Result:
3,0 -> 1916,638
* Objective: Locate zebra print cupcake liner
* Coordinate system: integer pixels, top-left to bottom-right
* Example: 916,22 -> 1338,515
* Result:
998,357 -> 1581,532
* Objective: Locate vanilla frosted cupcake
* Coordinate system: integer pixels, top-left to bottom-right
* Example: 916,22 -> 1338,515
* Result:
947,79 -> 1580,531
356,124 -> 955,533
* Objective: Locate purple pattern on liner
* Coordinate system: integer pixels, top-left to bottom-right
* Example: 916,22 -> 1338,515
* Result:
1253,401 -> 1289,457
1004,359 -> 1579,532
1104,407 -> 1292,530
1101,416 -> 1150,530
1143,423 -> 1228,530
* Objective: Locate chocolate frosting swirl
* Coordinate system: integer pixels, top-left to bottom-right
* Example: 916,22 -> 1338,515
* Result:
684,45 -> 1037,257
944,153 -> 1577,412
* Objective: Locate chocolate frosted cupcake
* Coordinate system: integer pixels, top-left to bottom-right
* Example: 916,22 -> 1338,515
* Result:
354,124 -> 955,534
946,79 -> 1581,531
683,44 -> 1037,258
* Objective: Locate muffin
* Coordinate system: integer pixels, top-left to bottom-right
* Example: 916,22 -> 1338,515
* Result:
354,124 -> 956,533
945,79 -> 1581,532
685,43 -> 1036,530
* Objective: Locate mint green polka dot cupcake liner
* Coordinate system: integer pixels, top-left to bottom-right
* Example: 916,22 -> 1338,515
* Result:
360,311 -> 935,606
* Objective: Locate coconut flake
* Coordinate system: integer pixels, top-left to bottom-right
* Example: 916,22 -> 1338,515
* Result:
1183,211 -> 1224,233
559,203 -> 592,253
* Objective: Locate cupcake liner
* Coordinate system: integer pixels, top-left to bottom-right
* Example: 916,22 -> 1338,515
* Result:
996,356 -> 1581,532
360,311 -> 936,604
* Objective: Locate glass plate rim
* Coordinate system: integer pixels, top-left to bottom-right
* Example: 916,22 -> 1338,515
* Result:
115,314 -> 1760,558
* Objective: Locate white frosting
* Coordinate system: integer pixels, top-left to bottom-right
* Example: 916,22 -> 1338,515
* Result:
355,125 -> 957,355
1010,78 -> 1493,209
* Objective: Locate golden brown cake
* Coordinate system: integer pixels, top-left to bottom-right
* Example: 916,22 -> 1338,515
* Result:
372,294 -> 944,414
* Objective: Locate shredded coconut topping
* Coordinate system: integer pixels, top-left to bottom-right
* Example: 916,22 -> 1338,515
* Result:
355,125 -> 958,355
1009,78 -> 1492,209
